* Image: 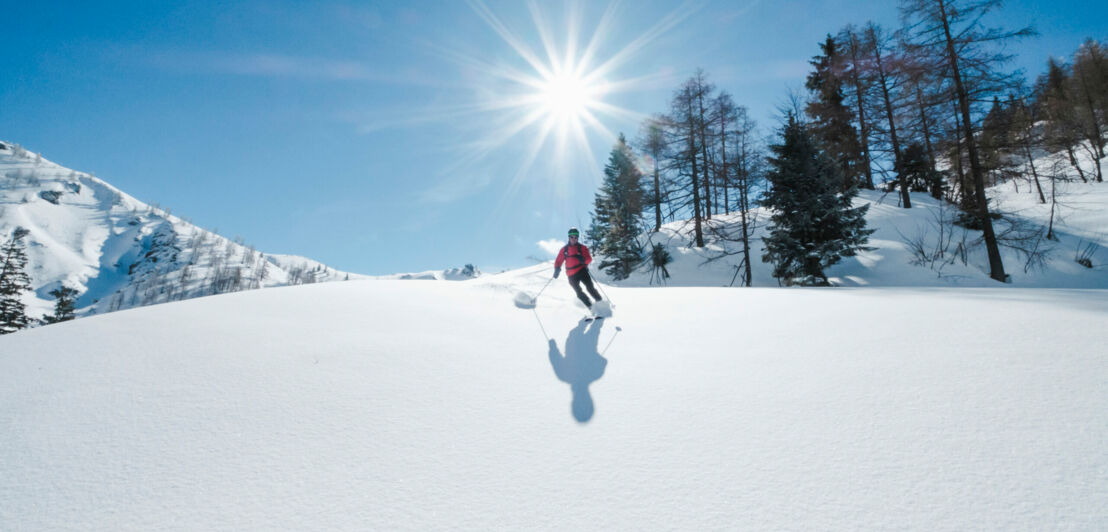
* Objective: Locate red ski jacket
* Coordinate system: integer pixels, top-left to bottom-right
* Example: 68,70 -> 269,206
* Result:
554,243 -> 592,277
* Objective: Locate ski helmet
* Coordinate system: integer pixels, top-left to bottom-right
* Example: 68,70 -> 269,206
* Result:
568,227 -> 580,238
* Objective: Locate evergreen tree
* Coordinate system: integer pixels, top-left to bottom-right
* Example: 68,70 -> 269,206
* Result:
589,134 -> 647,280
978,96 -> 1016,186
762,115 -> 873,286
0,228 -> 33,334
1037,58 -> 1090,182
806,34 -> 865,192
897,142 -> 942,194
44,286 -> 80,324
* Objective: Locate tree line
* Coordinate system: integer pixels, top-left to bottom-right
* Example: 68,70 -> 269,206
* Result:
587,0 -> 1106,285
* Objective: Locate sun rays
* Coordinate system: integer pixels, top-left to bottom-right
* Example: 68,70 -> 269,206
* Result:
445,0 -> 699,195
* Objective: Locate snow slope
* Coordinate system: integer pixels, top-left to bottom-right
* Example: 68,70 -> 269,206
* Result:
0,141 -> 365,320
2,276 -> 1105,530
601,182 -> 1108,289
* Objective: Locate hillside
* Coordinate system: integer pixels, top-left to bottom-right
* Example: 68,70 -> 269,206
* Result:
591,181 -> 1108,289
0,141 -> 371,320
2,276 -> 1105,529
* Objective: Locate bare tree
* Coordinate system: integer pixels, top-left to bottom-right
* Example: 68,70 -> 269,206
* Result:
901,0 -> 1034,282
639,116 -> 669,232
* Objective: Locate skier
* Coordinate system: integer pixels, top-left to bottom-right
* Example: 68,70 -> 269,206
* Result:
553,227 -> 603,312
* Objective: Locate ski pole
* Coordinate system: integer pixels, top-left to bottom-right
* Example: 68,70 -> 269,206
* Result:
531,277 -> 554,304
590,267 -> 614,307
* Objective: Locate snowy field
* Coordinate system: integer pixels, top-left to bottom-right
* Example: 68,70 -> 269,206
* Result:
3,275 -> 1106,530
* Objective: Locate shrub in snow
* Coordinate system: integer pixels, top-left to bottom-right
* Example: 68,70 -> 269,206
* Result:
648,243 -> 671,285
39,190 -> 63,205
1075,241 -> 1098,269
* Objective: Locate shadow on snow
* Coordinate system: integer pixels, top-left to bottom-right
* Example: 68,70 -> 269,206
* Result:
547,318 -> 608,423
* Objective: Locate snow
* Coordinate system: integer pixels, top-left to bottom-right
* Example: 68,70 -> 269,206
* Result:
594,182 -> 1108,289
2,277 -> 1106,530
3,140 -> 1107,528
0,143 -> 365,320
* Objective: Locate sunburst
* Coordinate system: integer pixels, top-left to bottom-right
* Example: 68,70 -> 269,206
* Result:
442,0 -> 698,193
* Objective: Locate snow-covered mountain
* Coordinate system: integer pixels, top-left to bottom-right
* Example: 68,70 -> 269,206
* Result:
0,141 -> 369,320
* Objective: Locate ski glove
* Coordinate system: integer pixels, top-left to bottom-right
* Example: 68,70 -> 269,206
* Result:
553,267 -> 561,279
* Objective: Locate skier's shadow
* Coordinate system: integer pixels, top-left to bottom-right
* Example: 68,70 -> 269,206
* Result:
548,319 -> 608,423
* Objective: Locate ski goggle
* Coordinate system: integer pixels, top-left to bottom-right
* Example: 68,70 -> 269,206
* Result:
568,233 -> 579,238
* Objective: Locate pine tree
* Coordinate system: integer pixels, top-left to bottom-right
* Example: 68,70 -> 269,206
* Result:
589,134 -> 647,280
897,142 -> 941,194
762,115 -> 874,286
44,286 -> 80,324
0,229 -> 34,334
806,34 -> 865,192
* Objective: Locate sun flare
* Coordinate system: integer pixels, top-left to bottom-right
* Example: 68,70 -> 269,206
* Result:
442,1 -> 697,189
538,72 -> 597,123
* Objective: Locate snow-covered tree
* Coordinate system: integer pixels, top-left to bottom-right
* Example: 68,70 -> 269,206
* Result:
762,115 -> 874,286
0,229 -> 33,334
44,286 -> 80,324
589,134 -> 647,280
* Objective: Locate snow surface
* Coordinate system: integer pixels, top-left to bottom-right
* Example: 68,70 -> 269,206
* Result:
3,274 -> 1106,530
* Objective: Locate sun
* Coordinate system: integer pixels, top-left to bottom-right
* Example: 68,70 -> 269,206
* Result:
539,72 -> 597,124
437,1 -> 698,189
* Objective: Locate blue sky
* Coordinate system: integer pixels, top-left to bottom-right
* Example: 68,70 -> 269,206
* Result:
1,0 -> 1102,274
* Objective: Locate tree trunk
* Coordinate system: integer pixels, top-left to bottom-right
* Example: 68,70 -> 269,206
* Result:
952,101 -> 972,209
686,96 -> 705,247
1075,68 -> 1105,182
939,0 -> 1006,282
652,152 -> 662,231
847,32 -> 875,190
696,82 -> 713,219
872,34 -> 910,208
1023,143 -> 1046,204
1047,171 -> 1057,240
1066,145 -> 1088,182
916,86 -> 943,199
738,147 -> 753,286
719,117 -> 730,215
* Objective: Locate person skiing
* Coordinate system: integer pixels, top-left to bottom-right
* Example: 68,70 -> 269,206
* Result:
553,227 -> 603,311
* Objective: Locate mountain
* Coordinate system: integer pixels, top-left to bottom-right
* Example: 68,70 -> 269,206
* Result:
2,268 -> 1105,529
0,141 -> 368,321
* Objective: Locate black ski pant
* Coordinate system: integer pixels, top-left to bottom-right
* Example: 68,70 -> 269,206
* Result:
568,269 -> 602,308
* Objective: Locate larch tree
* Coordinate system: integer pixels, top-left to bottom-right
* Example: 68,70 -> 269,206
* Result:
900,0 -> 1034,282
